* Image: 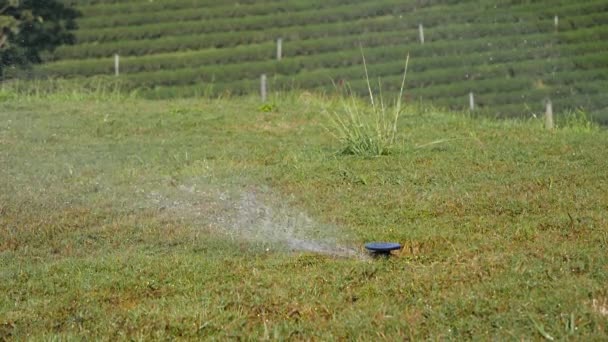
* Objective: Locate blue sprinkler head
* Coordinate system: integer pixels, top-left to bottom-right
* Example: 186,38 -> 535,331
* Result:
364,242 -> 401,256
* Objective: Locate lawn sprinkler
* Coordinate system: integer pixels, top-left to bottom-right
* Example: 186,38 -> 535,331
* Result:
364,242 -> 401,257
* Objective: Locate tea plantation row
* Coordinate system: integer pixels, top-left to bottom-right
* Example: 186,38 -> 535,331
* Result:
44,0 -> 608,119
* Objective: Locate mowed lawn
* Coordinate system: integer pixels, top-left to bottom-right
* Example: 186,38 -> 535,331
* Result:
1,91 -> 607,339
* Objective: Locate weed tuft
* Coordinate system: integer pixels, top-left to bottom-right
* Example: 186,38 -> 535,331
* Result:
558,108 -> 599,132
259,103 -> 278,113
324,50 -> 410,157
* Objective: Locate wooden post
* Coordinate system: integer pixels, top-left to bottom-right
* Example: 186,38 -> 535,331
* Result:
545,99 -> 554,129
554,15 -> 559,31
114,54 -> 120,76
260,74 -> 267,102
276,38 -> 282,61
418,23 -> 425,44
469,92 -> 475,111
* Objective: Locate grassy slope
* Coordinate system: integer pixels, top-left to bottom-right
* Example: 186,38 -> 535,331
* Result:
1,91 -> 607,339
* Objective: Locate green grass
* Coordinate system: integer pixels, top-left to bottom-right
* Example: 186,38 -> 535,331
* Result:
1,88 -> 608,339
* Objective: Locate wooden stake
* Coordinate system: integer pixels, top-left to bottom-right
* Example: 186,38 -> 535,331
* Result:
260,74 -> 267,102
545,99 -> 554,130
469,92 -> 475,111
554,15 -> 559,31
114,54 -> 120,76
276,38 -> 282,61
418,23 -> 425,44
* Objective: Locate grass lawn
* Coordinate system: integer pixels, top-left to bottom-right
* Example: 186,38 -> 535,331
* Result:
1,90 -> 607,339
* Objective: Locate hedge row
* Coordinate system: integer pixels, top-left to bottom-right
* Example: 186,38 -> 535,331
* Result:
77,0 -> 414,34
71,0 -> 448,41
73,0 -> 586,18
54,14 -> 608,62
130,76 -> 608,120
44,23 -> 607,79
79,49 -> 607,100
40,33 -> 545,77
73,15 -> 403,44
426,71 -> 608,108
75,0 -> 606,34
75,0 -> 363,17
55,28 -> 412,60
474,91 -> 608,118
267,53 -> 608,95
72,0 -> 605,43
54,11 -> 605,59
68,0 -> 268,15
122,73 -> 608,119
37,40 -> 522,77
76,0 -> 371,29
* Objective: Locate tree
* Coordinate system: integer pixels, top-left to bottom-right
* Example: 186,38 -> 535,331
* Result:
0,0 -> 79,76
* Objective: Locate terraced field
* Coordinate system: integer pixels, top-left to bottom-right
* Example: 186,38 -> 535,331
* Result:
40,0 -> 608,119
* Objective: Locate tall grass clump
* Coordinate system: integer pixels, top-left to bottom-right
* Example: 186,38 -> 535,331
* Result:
324,50 -> 409,156
558,108 -> 600,132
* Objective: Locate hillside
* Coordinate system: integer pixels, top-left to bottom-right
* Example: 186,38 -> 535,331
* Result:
32,0 -> 608,119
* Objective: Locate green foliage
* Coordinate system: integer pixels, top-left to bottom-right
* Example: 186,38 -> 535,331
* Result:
259,102 -> 278,112
1,0 -> 80,75
0,0 -> 31,50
